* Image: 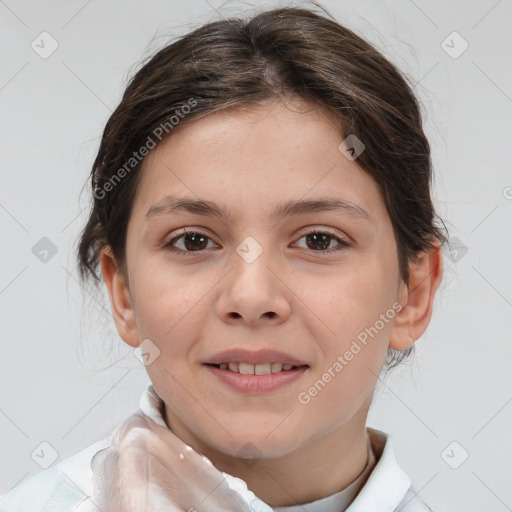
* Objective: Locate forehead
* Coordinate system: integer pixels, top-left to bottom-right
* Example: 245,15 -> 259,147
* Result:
131,98 -> 387,226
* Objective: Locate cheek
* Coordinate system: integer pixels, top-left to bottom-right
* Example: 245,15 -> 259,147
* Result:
302,253 -> 396,335
129,262 -> 213,352
302,254 -> 395,384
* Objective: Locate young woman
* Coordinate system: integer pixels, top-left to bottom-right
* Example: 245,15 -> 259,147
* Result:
0,4 -> 446,511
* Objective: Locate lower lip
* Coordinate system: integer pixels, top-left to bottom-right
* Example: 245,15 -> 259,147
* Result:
204,364 -> 309,394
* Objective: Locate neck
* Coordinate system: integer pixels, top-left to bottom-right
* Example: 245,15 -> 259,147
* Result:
230,424 -> 370,506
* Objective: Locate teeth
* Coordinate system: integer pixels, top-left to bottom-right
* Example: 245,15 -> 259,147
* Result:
238,363 -> 254,375
255,363 -> 271,375
218,362 -> 298,374
271,362 -> 283,373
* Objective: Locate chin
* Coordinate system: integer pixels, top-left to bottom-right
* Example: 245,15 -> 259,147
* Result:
201,425 -> 303,460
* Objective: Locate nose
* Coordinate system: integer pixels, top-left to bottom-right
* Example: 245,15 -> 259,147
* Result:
215,242 -> 291,326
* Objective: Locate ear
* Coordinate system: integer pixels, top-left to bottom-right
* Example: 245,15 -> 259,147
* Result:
100,246 -> 139,348
389,242 -> 443,350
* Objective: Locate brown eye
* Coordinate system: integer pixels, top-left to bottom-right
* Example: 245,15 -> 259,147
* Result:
305,232 -> 331,250
164,228 -> 350,257
165,228 -> 215,254
295,229 -> 350,254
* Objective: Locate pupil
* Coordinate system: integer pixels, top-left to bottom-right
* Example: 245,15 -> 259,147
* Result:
184,233 -> 208,251
306,233 -> 330,250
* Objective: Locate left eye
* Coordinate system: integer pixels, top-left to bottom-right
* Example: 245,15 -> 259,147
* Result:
164,228 -> 349,255
294,229 -> 350,253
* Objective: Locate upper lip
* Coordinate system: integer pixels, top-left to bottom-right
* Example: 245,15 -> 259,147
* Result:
204,348 -> 308,367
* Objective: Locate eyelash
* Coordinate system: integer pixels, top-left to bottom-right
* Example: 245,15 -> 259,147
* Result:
163,227 -> 350,256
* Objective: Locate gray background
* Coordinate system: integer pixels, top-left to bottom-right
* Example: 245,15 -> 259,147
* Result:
1,0 -> 511,510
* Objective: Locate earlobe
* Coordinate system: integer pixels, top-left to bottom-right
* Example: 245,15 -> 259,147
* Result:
389,243 -> 443,350
100,246 -> 139,348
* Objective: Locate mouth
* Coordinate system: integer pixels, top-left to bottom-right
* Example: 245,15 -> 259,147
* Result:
204,363 -> 309,394
205,362 -> 308,374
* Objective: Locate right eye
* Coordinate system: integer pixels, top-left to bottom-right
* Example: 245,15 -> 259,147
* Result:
164,228 -> 218,255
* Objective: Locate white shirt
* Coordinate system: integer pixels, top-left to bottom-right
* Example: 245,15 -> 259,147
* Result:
0,383 -> 433,512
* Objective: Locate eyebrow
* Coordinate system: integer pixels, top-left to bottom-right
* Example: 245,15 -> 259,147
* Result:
145,195 -> 372,224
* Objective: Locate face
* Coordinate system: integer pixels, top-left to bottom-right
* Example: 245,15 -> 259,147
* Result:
106,98 -> 409,459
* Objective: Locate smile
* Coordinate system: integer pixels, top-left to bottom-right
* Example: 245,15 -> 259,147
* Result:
211,362 -> 300,374
204,363 -> 309,393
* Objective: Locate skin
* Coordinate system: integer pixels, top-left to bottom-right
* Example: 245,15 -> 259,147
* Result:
100,97 -> 443,507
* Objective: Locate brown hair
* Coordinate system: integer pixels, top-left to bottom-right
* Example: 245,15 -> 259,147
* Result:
76,4 -> 447,370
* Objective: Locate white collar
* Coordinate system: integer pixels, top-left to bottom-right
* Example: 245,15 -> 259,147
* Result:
345,429 -> 411,511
